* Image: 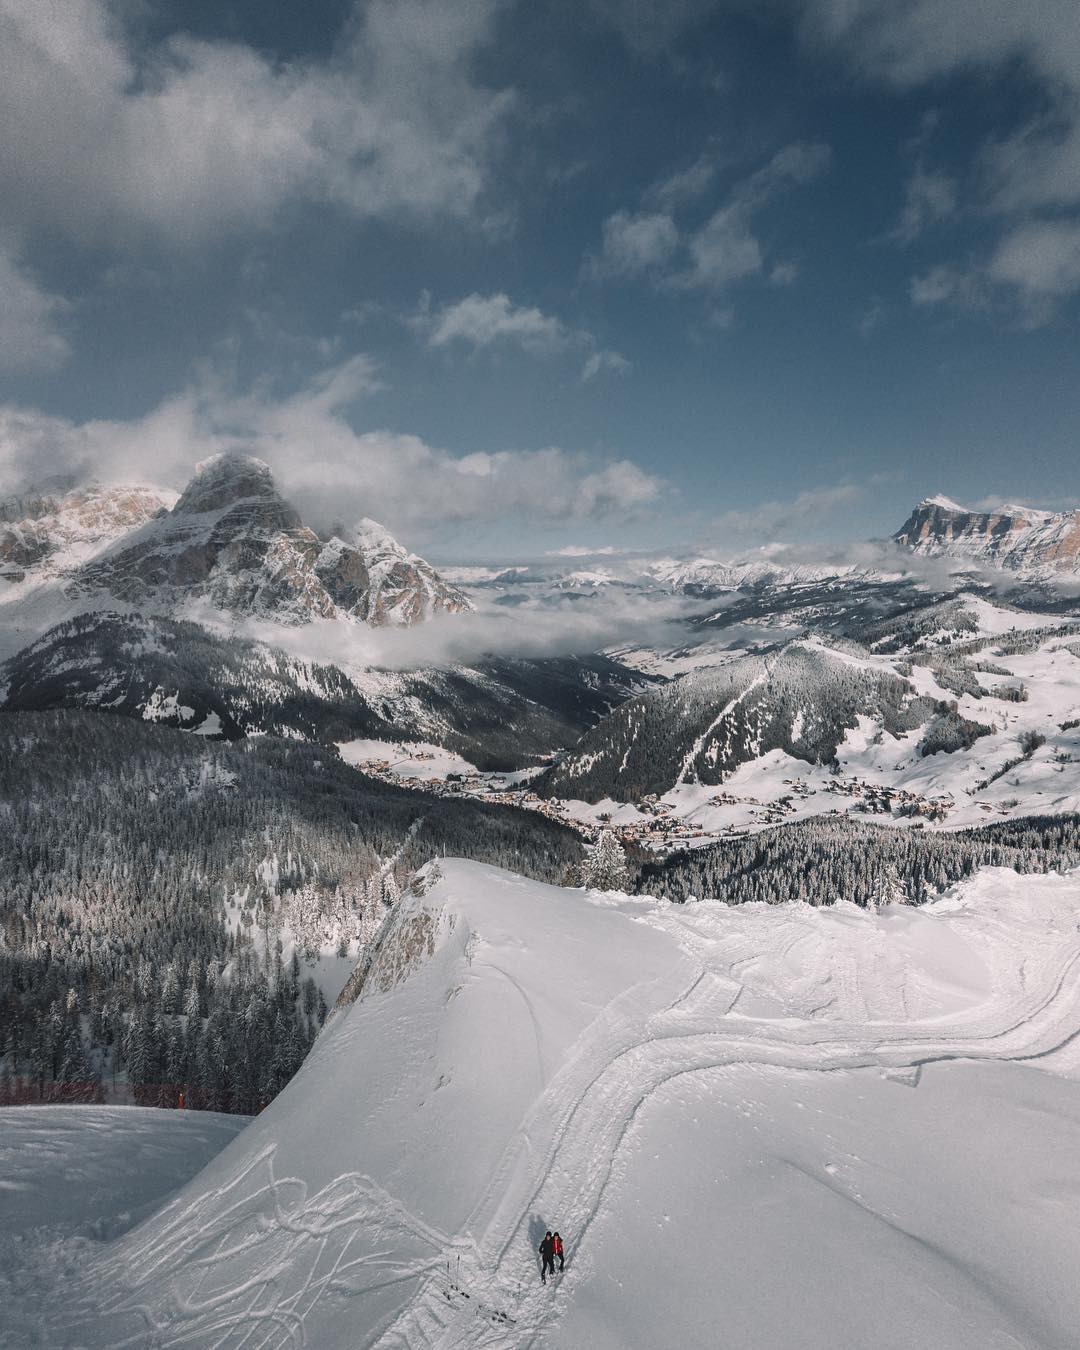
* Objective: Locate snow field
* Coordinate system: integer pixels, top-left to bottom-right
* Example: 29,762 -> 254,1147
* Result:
5,860 -> 1080,1348
0,1107 -> 248,1346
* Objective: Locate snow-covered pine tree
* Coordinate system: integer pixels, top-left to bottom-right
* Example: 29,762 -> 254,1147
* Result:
579,829 -> 631,892
877,863 -> 909,908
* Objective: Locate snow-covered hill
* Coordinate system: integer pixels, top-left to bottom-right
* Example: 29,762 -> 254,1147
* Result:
8,857 -> 1080,1348
541,597 -> 1080,845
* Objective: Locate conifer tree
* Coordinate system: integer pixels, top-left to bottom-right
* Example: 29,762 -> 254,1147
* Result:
579,829 -> 631,892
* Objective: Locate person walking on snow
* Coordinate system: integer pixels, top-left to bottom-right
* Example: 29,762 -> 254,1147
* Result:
539,1231 -> 556,1283
552,1232 -> 564,1272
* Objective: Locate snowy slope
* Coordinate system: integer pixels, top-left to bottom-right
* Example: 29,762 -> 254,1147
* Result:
0,1107 -> 248,1345
13,858 -> 1080,1349
545,602 -> 1080,844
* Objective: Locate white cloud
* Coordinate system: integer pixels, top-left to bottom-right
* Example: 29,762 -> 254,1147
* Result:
769,261 -> 800,286
679,141 -> 831,291
799,0 -> 1080,100
0,356 -> 665,537
427,293 -> 570,353
422,292 -> 630,378
581,349 -> 631,382
546,544 -> 622,556
685,205 -> 763,289
232,585 -> 700,672
589,210 -> 680,279
590,141 -> 830,298
893,166 -> 957,242
910,265 -> 963,306
910,223 -> 1080,324
856,297 -> 886,337
711,483 -> 865,543
648,154 -> 722,208
989,219 -> 1080,297
0,246 -> 70,373
799,1 -> 1080,323
0,0 -> 513,246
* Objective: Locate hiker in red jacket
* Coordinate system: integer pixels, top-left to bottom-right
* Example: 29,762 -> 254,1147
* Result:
539,1231 -> 556,1283
552,1232 -> 564,1272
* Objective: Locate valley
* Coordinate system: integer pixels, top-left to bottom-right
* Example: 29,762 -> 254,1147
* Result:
2,461 -> 1080,1348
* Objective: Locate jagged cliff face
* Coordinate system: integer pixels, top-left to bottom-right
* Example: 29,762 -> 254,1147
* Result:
894,496 -> 1080,575
0,482 -> 174,582
69,454 -> 471,626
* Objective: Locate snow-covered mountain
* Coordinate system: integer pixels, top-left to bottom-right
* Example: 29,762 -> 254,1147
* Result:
546,639 -> 925,802
540,593 -> 1080,843
0,610 -> 648,768
895,494 -> 1080,576
645,552 -> 863,595
0,479 -> 175,582
10,857 -> 1080,1349
68,453 -> 472,627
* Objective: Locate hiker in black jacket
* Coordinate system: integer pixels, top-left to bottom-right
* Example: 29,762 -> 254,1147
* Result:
539,1231 -> 556,1283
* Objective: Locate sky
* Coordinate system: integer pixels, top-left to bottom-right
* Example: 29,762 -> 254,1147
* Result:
1,0 -> 1078,561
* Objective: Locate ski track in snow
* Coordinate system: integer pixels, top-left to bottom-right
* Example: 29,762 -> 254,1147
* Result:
674,663 -> 771,787
32,869 -> 1080,1350
368,883 -> 1080,1350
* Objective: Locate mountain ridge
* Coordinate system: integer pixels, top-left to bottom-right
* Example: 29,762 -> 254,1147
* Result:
0,453 -> 471,629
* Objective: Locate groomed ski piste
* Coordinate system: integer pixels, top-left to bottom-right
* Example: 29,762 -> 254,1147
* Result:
4,858 -> 1080,1348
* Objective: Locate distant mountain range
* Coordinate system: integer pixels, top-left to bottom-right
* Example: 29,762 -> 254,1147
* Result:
0,456 -> 648,766
2,473 -> 1079,786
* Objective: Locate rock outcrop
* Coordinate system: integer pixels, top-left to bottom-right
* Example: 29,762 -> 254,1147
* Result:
894,495 -> 1080,575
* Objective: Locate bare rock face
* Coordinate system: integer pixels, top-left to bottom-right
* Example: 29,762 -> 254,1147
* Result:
72,453 -> 471,626
0,481 -> 174,582
894,495 -> 1080,575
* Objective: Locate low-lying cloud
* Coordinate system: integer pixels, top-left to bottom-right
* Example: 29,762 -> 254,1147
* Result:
0,356 -> 665,539
219,586 -> 703,673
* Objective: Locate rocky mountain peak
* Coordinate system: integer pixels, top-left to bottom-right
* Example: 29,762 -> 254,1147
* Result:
354,516 -> 408,559
173,453 -> 291,519
46,457 -> 474,628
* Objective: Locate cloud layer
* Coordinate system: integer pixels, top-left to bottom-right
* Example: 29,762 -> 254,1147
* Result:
0,357 -> 664,538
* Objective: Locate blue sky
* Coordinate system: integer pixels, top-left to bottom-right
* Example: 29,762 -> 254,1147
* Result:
1,0 -> 1078,559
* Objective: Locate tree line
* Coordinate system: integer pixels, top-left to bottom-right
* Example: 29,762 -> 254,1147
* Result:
0,709 -> 583,1111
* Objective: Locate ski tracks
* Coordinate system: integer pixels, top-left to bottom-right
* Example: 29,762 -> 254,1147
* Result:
53,1149 -> 453,1349
50,880 -> 1080,1350
375,899 -> 1080,1350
